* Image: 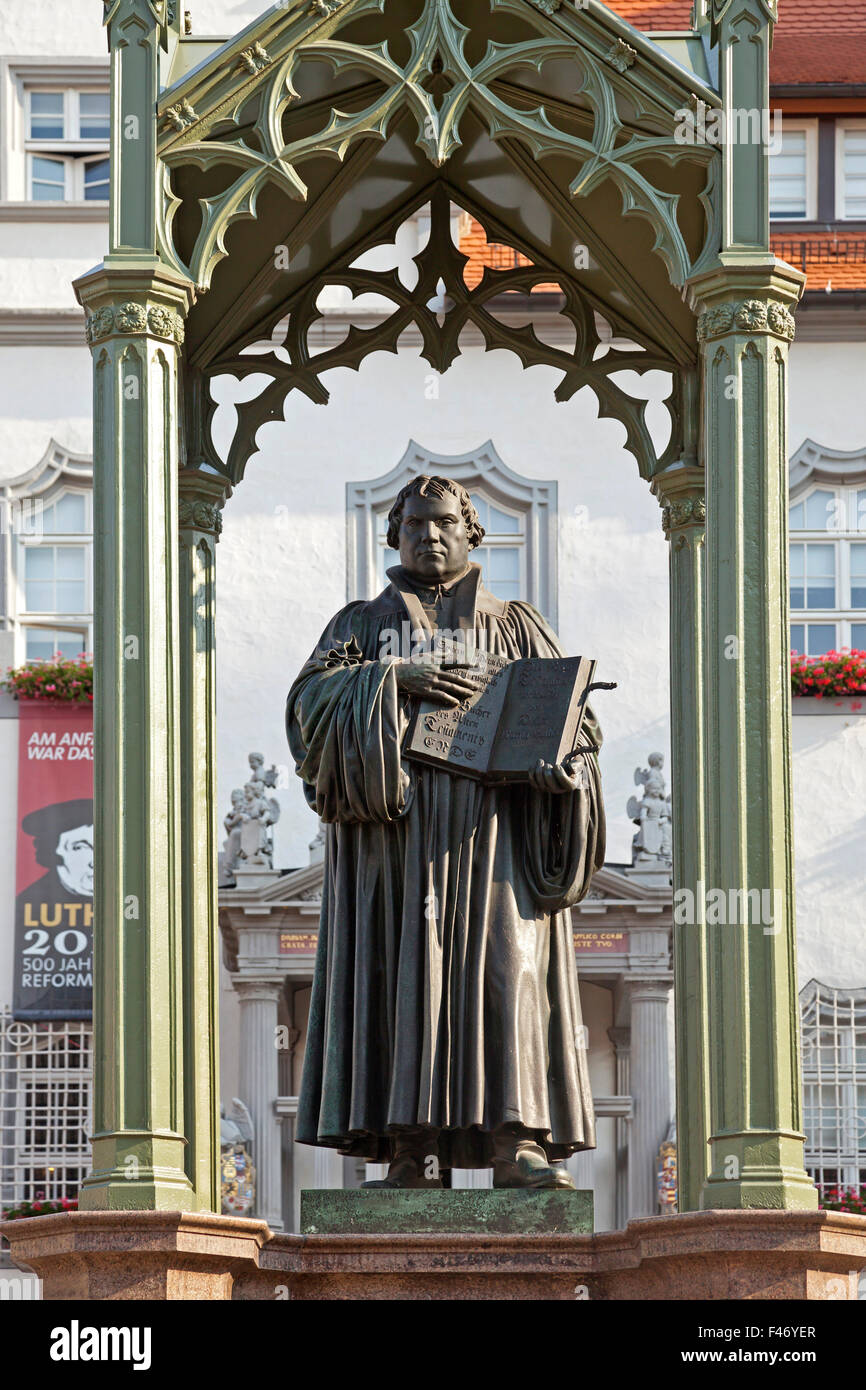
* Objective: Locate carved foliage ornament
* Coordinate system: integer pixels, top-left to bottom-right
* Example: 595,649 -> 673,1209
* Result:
697,298 -> 795,343
178,497 -> 223,535
605,39 -> 637,73
164,98 -> 196,132
661,495 -> 706,536
86,300 -> 186,346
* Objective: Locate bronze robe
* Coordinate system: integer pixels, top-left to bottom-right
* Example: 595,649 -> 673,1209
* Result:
286,564 -> 605,1167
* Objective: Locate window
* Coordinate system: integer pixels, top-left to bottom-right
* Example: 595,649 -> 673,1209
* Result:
837,122 -> 866,221
801,983 -> 866,1201
375,490 -> 525,601
769,121 -> 817,221
0,1011 -> 92,1209
17,488 -> 92,660
789,483 -> 866,654
24,88 -> 109,202
347,443 -> 558,622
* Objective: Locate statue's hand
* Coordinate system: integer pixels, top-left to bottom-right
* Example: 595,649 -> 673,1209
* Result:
394,658 -> 477,708
529,758 -> 588,794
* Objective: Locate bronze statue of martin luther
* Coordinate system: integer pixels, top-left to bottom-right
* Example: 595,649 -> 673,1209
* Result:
287,476 -> 605,1189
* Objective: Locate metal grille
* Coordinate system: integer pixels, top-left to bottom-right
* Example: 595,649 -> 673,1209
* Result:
801,983 -> 866,1198
0,1009 -> 92,1210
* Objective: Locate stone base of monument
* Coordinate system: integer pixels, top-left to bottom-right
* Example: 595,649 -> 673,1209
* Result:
300,1188 -> 594,1236
3,1209 -> 866,1300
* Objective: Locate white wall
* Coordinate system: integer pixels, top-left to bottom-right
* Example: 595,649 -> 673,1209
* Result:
0,1 -> 264,55
792,708 -> 866,988
0,344 -> 94,469
789,342 -> 866,453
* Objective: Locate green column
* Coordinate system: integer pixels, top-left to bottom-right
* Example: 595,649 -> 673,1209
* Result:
652,434 -> 710,1214
684,0 -> 816,1212
688,264 -> 816,1210
178,470 -> 229,1212
73,0 -> 209,1211
75,266 -> 196,1210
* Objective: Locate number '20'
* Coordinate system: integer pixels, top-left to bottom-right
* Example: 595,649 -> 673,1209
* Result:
23,928 -> 89,956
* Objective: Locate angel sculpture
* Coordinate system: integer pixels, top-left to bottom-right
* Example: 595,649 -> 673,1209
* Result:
627,751 -> 672,865
237,751 -> 282,867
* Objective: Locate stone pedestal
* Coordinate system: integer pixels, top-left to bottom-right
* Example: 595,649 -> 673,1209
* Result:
301,1189 -> 594,1235
4,1209 -> 865,1301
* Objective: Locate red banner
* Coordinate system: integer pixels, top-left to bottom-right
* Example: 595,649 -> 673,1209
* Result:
13,700 -> 93,1019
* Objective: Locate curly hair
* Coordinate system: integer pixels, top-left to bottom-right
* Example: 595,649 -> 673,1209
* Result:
386,475 -> 485,550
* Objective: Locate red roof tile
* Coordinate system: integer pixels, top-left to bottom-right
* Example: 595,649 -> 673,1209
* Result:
610,0 -> 866,85
771,34 -> 866,85
771,233 -> 866,292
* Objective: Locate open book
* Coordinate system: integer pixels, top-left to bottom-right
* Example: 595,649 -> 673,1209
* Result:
404,651 -> 605,784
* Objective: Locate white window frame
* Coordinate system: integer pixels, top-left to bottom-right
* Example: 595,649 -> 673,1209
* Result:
18,489 -> 92,641
25,88 -> 109,148
0,62 -> 110,209
769,118 -> 818,222
800,982 -> 866,1200
789,480 -> 866,654
0,441 -> 94,666
27,151 -> 109,203
835,119 -> 866,222
24,87 -> 109,203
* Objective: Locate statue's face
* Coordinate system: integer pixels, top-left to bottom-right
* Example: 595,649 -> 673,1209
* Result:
398,490 -> 470,583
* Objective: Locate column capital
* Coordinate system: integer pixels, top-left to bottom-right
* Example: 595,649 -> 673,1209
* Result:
607,1026 -> 631,1053
232,976 -> 286,1004
624,976 -> 675,1005
686,258 -> 806,339
74,263 -> 194,347
651,463 -> 706,541
178,469 -> 231,539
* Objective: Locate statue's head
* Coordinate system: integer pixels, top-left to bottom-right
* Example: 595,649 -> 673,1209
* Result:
231,788 -> 244,807
248,752 -> 264,770
387,475 -> 485,584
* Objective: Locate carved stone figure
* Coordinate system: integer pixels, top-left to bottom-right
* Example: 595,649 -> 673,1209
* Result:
222,788 -> 245,877
238,779 -> 280,867
221,755 -> 282,879
627,752 -> 672,865
286,475 -> 606,1189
